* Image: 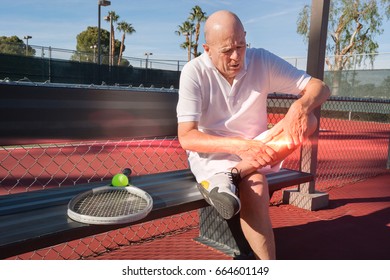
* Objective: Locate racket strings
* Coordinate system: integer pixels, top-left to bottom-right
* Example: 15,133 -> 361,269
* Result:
73,189 -> 148,217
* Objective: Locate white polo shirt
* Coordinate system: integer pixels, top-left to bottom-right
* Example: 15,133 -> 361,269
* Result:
177,48 -> 311,182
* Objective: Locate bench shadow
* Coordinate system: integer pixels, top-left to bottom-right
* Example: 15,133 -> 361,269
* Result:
274,196 -> 390,260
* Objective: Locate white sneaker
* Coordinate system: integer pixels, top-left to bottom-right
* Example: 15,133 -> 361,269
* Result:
197,170 -> 241,219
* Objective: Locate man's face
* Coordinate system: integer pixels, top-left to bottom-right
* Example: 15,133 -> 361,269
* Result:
204,29 -> 246,84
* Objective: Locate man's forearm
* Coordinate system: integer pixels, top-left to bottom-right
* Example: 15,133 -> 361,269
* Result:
298,78 -> 331,113
178,128 -> 245,154
178,123 -> 278,168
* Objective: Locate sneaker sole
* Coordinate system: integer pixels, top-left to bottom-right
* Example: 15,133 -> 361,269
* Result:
197,184 -> 240,220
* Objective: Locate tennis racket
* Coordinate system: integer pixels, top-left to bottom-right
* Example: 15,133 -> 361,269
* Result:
67,168 -> 153,225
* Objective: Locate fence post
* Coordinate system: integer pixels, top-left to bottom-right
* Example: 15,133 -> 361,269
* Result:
48,46 -> 52,83
282,0 -> 330,210
387,135 -> 390,169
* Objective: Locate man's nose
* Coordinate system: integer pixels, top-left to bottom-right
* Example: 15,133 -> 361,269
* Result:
230,49 -> 240,60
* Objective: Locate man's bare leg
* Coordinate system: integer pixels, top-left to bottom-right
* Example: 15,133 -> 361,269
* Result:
234,113 -> 318,259
239,172 -> 275,259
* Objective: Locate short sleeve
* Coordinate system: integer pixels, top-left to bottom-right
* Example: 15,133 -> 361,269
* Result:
265,50 -> 311,94
176,62 -> 202,123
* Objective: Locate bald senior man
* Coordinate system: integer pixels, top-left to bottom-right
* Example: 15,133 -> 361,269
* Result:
177,10 -> 330,259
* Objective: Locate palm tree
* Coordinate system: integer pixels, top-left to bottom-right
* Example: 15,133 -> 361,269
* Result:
105,11 -> 120,66
188,5 -> 207,58
175,20 -> 195,61
116,21 -> 136,65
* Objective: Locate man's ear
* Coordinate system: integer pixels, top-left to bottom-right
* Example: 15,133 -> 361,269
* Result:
203,44 -> 210,53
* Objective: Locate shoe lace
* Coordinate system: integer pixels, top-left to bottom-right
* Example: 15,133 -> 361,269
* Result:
228,167 -> 241,188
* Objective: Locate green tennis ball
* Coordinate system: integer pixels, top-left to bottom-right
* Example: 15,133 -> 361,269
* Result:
111,173 -> 129,187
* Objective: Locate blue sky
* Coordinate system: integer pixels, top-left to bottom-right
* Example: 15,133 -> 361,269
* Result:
2,0 -> 390,62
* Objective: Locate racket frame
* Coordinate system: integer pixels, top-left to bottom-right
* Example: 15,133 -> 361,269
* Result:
67,185 -> 153,225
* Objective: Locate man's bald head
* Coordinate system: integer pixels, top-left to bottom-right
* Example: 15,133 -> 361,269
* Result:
204,10 -> 245,45
202,10 -> 247,85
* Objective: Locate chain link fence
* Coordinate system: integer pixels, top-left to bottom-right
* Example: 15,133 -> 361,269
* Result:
1,91 -> 388,259
317,97 -> 389,190
2,41 -> 390,71
0,42 -> 188,72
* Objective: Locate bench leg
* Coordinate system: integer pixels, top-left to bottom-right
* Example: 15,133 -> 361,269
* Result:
195,206 -> 255,259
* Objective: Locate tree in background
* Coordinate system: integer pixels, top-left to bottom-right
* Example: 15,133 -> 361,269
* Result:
176,6 -> 207,61
105,11 -> 120,67
297,0 -> 390,95
116,21 -> 136,66
0,36 -> 36,56
297,0 -> 390,70
73,26 -> 108,62
188,5 -> 208,58
73,26 -> 121,64
175,20 -> 196,61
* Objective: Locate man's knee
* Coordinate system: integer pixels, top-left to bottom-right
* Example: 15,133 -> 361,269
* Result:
239,172 -> 269,197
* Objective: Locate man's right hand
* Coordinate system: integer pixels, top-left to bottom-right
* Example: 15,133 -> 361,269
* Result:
236,140 -> 277,168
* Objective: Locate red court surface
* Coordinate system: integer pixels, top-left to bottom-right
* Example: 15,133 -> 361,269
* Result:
88,171 -> 390,260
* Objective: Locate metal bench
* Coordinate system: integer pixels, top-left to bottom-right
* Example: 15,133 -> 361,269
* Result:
0,82 -> 316,259
0,167 -> 313,259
